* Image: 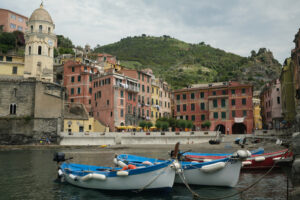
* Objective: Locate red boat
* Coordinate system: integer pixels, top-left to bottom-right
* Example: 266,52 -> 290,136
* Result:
184,149 -> 292,170
241,149 -> 292,170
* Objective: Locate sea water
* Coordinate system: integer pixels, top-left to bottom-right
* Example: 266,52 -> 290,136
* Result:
0,149 -> 288,200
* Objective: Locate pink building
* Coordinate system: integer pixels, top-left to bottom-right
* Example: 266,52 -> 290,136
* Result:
0,9 -> 28,32
173,82 -> 253,134
92,70 -> 139,131
63,60 -> 100,115
260,79 -> 282,129
120,68 -> 152,121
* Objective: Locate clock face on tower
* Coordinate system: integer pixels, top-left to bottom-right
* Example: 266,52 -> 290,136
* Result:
48,39 -> 53,47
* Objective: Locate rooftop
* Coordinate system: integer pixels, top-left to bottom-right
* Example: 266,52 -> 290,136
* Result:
64,103 -> 89,120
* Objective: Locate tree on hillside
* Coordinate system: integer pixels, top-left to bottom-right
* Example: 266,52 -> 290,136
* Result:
0,31 -> 24,53
56,35 -> 75,56
13,31 -> 25,47
57,35 -> 74,48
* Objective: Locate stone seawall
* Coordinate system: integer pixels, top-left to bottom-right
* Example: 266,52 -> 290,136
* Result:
59,131 -> 218,145
0,118 -> 61,145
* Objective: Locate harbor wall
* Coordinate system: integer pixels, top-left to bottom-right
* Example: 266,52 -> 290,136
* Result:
59,131 -> 218,145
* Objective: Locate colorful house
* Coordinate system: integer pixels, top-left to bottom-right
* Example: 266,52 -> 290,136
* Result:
0,54 -> 24,76
0,8 -> 28,33
92,70 -> 139,131
151,78 -> 160,123
63,103 -> 106,133
63,60 -> 100,115
173,81 -> 253,134
260,79 -> 283,129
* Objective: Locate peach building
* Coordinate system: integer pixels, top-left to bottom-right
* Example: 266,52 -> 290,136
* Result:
92,70 -> 139,131
120,68 -> 152,121
0,8 -> 28,32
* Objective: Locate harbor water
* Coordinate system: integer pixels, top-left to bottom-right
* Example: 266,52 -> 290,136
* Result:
0,148 -> 288,200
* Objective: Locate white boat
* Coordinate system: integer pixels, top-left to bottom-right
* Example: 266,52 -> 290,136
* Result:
57,160 -> 176,191
175,159 -> 242,187
117,151 -> 247,187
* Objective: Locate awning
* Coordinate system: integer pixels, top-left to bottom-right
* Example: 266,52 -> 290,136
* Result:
116,126 -> 127,129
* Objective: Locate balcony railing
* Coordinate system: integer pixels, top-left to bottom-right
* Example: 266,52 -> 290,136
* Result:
114,82 -> 139,92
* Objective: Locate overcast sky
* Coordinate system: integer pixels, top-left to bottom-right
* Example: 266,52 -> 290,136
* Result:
3,0 -> 300,63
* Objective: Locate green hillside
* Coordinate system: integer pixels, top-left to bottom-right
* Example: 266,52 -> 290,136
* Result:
94,35 -> 281,89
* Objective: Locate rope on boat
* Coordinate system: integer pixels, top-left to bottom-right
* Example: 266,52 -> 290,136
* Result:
134,161 -> 173,193
178,148 -> 291,200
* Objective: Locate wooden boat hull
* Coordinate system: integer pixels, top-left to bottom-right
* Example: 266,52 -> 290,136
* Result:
59,161 -> 176,190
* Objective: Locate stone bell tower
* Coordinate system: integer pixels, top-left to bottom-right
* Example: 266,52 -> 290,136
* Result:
24,3 -> 56,82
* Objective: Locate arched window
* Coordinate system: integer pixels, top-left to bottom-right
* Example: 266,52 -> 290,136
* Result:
30,25 -> 33,33
9,104 -> 16,115
29,46 -> 31,55
38,46 -> 42,55
48,27 -> 51,34
39,25 -> 42,33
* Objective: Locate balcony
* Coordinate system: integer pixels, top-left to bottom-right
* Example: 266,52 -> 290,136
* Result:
114,82 -> 139,93
126,85 -> 139,93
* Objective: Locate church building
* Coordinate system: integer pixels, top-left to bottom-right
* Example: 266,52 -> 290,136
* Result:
24,3 -> 56,82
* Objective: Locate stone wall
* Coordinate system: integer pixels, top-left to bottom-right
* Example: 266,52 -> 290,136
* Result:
0,77 -> 64,144
0,76 -> 35,117
0,118 -> 61,144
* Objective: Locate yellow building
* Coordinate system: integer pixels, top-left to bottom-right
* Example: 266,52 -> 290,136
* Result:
64,103 -> 106,133
0,55 -> 24,76
253,96 -> 262,130
103,62 -> 123,72
151,79 -> 160,124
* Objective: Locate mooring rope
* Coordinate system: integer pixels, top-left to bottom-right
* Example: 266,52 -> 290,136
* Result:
134,160 -> 173,193
178,148 -> 291,200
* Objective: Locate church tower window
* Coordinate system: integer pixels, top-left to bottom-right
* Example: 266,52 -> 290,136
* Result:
48,48 -> 50,56
30,25 -> 33,33
39,25 -> 42,33
29,46 -> 31,55
38,46 -> 42,55
48,27 -> 51,34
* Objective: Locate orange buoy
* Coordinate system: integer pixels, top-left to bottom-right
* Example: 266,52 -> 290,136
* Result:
128,164 -> 136,170
121,164 -> 136,170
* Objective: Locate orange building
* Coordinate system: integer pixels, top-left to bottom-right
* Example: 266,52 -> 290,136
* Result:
0,9 -> 28,33
63,60 -> 101,115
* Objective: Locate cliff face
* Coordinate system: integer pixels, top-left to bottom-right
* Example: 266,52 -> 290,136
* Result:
94,36 -> 282,89
239,48 -> 282,89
